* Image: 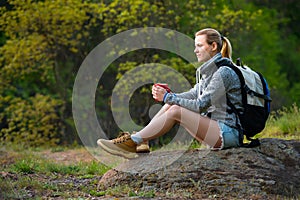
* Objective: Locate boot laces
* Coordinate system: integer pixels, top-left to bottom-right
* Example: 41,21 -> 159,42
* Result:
112,132 -> 131,144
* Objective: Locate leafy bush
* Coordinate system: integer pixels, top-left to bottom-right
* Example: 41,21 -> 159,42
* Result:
0,94 -> 64,147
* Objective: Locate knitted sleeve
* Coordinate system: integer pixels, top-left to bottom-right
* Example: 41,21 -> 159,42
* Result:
163,66 -> 240,113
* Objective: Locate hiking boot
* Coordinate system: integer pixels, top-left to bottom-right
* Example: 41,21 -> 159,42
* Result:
97,132 -> 137,158
130,131 -> 150,153
136,141 -> 150,153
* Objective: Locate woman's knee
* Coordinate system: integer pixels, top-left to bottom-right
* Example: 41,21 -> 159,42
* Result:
166,105 -> 181,119
162,104 -> 172,111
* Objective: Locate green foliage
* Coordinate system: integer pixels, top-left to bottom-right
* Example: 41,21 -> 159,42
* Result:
0,0 -> 106,146
0,0 -> 103,49
0,94 -> 64,147
249,0 -> 300,100
0,34 -> 53,93
0,0 -> 105,91
259,104 -> 300,140
101,0 -> 177,36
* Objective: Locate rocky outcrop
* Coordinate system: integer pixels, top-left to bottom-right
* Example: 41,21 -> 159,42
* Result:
99,138 -> 300,199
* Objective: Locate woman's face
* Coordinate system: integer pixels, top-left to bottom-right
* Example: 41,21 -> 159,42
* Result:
194,34 -> 215,63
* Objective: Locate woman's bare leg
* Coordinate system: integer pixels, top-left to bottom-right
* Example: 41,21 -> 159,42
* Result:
138,105 -> 222,148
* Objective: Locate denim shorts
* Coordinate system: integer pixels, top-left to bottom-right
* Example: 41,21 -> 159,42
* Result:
218,121 -> 241,149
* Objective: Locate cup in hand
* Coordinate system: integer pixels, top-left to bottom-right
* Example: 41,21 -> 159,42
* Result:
154,83 -> 171,93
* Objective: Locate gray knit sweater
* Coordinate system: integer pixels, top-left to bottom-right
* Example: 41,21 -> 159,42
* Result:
163,53 -> 243,129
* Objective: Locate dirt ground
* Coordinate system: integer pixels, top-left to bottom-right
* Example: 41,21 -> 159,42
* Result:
39,148 -> 97,165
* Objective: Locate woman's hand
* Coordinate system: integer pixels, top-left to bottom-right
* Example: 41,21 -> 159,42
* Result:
152,84 -> 167,102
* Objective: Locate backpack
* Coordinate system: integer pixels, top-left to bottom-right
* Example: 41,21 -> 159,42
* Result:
216,58 -> 272,147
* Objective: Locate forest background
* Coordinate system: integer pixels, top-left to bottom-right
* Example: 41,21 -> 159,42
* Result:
0,0 -> 299,148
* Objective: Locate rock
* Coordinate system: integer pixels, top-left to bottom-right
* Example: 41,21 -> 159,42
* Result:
98,138 -> 300,199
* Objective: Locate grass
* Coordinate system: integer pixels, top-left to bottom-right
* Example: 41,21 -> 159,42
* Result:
0,147 -> 110,199
259,103 -> 300,140
7,151 -> 109,176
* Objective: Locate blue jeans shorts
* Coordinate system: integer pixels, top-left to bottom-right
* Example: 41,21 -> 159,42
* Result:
218,121 -> 242,149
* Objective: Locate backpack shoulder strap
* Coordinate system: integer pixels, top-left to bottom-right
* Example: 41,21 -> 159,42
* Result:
222,62 -> 247,106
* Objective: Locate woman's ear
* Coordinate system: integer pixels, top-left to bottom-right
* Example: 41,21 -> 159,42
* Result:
211,41 -> 218,52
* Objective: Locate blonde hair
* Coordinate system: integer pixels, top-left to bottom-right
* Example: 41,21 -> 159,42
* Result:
195,28 -> 232,60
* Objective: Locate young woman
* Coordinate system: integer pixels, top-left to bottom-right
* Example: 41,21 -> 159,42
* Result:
97,28 -> 243,157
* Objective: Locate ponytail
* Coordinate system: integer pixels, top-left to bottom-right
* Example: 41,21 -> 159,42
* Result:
221,36 -> 232,60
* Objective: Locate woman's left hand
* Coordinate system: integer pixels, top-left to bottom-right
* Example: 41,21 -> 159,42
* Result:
152,85 -> 167,102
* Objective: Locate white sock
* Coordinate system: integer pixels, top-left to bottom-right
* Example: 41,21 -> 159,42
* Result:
131,132 -> 143,144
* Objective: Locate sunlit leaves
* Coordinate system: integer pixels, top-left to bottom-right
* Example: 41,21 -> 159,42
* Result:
101,0 -> 177,36
0,0 -> 105,146
0,34 -> 51,89
0,94 -> 64,147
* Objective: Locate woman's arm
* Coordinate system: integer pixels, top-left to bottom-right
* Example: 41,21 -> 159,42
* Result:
163,66 -> 237,113
174,85 -> 198,99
